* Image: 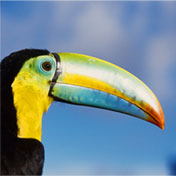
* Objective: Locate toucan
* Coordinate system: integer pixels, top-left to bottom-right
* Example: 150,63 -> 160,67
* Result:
1,49 -> 165,175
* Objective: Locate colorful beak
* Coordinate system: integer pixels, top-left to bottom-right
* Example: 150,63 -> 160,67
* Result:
50,53 -> 165,130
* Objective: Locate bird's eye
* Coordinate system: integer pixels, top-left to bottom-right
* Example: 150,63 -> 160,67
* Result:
42,61 -> 52,71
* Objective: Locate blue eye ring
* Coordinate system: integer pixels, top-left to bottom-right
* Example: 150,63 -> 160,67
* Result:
35,56 -> 56,76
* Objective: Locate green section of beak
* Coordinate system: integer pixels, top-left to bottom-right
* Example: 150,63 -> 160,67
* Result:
51,53 -> 165,129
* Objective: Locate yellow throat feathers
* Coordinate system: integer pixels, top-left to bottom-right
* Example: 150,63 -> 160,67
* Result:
12,71 -> 53,141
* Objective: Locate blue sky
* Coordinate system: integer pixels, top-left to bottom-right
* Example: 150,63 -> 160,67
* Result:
1,1 -> 176,175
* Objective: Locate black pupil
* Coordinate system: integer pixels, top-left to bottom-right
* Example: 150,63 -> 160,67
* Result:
42,61 -> 52,71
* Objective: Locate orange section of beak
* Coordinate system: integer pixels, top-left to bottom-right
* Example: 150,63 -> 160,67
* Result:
144,100 -> 165,130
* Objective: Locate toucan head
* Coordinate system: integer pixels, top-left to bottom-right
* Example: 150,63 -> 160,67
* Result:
2,49 -> 165,141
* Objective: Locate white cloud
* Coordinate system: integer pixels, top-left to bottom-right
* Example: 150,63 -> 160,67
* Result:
49,3 -> 124,60
73,4 -> 121,50
145,34 -> 176,101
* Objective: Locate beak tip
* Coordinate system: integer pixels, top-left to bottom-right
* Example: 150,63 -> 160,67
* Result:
152,111 -> 165,130
146,99 -> 165,130
160,114 -> 165,131
157,117 -> 165,130
157,106 -> 165,130
155,99 -> 165,130
146,105 -> 165,130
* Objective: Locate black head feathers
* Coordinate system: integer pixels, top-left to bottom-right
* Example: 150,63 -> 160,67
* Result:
1,49 -> 50,86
